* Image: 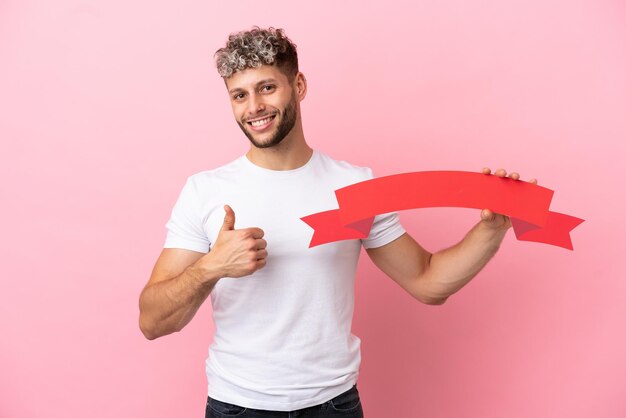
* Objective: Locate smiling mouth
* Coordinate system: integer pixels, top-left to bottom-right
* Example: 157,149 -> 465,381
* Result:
247,114 -> 276,128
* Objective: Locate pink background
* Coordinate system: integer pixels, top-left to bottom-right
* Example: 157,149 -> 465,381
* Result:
1,0 -> 625,417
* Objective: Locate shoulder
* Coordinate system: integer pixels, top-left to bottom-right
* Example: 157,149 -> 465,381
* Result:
185,156 -> 246,189
314,151 -> 374,182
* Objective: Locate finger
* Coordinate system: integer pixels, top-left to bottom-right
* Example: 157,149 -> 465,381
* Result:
255,238 -> 267,250
256,258 -> 267,269
481,167 -> 492,175
509,172 -> 520,180
221,205 -> 236,231
247,227 -> 265,239
495,168 -> 507,177
256,249 -> 268,259
529,178 -> 538,185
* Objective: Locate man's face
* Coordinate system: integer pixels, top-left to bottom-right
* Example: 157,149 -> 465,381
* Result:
225,65 -> 298,149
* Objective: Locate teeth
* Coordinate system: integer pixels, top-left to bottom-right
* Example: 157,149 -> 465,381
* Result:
250,116 -> 273,127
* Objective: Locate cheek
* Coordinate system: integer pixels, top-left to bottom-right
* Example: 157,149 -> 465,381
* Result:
232,106 -> 244,121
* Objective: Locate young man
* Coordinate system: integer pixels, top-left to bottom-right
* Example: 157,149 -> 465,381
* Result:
138,27 -> 536,417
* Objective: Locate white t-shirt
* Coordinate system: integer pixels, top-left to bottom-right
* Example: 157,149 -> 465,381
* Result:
164,150 -> 405,411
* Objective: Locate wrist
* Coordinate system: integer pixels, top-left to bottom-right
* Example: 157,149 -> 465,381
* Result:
475,220 -> 508,248
187,257 -> 223,287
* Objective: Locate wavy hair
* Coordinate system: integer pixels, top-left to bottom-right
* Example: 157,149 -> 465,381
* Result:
214,26 -> 298,79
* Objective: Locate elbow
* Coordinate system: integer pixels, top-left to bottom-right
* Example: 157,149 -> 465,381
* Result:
142,330 -> 158,341
424,296 -> 448,305
139,319 -> 158,340
139,314 -> 165,341
416,294 -> 448,305
411,276 -> 449,305
411,283 -> 449,305
138,302 -> 156,340
139,314 -> 181,340
413,256 -> 447,305
138,295 -> 168,340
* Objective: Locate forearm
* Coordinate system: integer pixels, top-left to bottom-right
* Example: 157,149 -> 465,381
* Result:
139,264 -> 220,340
417,221 -> 508,302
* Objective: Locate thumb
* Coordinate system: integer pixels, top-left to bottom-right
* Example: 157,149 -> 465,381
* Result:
221,205 -> 236,231
480,208 -> 496,222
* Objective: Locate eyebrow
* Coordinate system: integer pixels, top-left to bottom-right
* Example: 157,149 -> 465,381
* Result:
228,78 -> 277,94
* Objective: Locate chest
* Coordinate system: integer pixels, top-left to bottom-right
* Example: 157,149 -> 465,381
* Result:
201,179 -> 352,258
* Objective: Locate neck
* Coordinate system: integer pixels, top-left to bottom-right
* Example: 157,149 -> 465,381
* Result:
245,121 -> 313,171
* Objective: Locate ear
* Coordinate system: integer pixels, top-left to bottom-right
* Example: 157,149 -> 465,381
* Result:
294,72 -> 307,101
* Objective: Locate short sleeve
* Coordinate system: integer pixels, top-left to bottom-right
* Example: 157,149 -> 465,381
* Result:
360,168 -> 406,249
163,177 -> 211,253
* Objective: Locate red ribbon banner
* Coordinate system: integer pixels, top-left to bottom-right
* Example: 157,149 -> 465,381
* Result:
301,171 -> 584,250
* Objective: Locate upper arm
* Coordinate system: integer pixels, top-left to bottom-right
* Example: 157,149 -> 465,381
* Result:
366,233 -> 441,304
144,248 -> 206,288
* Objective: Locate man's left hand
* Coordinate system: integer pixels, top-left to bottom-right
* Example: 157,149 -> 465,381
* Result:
480,167 -> 538,230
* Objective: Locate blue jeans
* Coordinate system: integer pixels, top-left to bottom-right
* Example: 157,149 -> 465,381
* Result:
205,385 -> 364,417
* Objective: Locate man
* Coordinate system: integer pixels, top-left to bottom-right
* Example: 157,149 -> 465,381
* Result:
138,27 -> 536,417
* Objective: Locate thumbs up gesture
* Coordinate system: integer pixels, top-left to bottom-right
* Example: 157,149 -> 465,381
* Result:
204,205 -> 268,278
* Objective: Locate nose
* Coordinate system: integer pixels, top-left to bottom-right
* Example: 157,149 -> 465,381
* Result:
247,92 -> 265,117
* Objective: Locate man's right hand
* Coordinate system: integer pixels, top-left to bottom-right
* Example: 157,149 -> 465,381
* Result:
198,204 -> 267,279
140,204 -> 266,339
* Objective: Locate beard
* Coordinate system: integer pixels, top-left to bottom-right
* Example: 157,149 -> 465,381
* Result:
237,95 -> 298,149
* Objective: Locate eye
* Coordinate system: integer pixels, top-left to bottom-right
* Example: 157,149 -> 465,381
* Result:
232,92 -> 246,101
261,85 -> 275,93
